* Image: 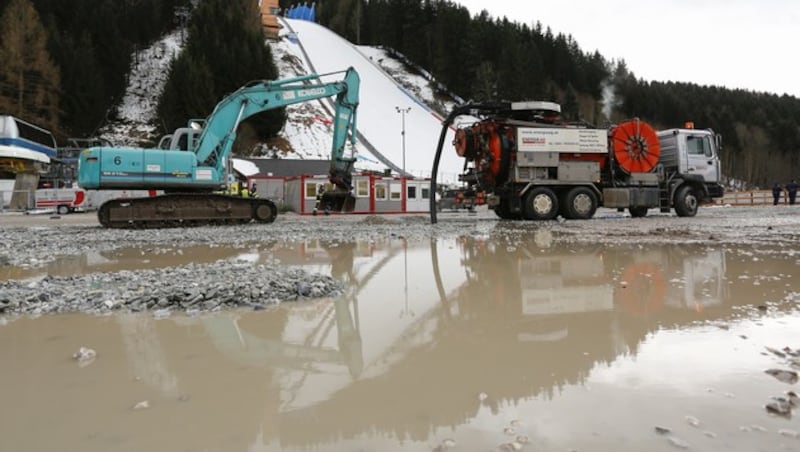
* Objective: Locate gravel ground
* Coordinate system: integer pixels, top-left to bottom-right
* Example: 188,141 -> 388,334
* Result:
2,205 -> 800,316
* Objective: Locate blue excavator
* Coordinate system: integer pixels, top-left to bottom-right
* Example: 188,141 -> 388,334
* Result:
78,67 -> 360,228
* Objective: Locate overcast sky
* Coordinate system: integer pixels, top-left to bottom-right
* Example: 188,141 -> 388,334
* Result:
454,0 -> 800,98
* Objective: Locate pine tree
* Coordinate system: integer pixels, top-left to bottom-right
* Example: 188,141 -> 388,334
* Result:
157,0 -> 284,150
0,0 -> 60,132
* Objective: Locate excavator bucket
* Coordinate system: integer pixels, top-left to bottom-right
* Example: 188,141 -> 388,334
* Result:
320,191 -> 356,213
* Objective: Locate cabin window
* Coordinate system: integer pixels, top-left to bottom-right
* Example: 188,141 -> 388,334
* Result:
390,183 -> 402,200
356,179 -> 369,197
375,183 -> 388,200
306,182 -> 327,198
421,187 -> 431,199
407,185 -> 417,200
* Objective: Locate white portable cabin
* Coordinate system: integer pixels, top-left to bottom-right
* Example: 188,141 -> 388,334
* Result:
279,173 -> 434,215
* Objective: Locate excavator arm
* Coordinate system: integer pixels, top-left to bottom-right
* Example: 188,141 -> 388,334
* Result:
195,68 -> 360,180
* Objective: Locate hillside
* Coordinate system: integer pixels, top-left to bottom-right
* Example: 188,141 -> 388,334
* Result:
98,17 -> 466,182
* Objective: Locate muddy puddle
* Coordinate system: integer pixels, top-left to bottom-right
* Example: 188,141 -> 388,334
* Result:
2,231 -> 800,451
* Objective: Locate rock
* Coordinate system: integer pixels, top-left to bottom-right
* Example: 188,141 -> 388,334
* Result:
667,437 -> 690,449
765,347 -> 787,358
153,309 -> 171,319
765,369 -> 799,384
685,415 -> 700,427
132,400 -> 150,410
787,391 -> 800,406
495,442 -> 522,451
766,398 -> 793,418
72,347 -> 97,363
654,426 -> 672,435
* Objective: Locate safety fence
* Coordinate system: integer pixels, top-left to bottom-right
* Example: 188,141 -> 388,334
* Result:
714,190 -> 796,206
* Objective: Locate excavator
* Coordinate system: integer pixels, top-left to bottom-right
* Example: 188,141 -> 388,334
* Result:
78,67 -> 360,228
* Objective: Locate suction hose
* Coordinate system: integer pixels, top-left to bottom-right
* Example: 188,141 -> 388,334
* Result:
430,102 -> 510,224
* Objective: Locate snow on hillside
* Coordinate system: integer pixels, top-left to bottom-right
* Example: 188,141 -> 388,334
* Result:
355,46 -> 461,117
99,19 -> 465,182
99,30 -> 184,147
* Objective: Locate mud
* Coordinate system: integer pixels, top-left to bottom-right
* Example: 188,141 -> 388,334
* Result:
2,206 -> 800,451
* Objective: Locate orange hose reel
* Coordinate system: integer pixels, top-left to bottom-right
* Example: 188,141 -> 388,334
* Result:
610,119 -> 661,174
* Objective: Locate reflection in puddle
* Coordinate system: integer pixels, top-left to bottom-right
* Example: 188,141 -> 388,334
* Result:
2,229 -> 800,451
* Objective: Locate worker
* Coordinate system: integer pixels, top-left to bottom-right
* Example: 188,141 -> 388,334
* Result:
313,184 -> 328,215
240,182 -> 250,198
250,183 -> 258,198
772,182 -> 783,205
787,179 -> 798,205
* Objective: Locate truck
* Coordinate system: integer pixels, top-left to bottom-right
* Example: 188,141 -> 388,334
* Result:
34,187 -> 159,214
429,101 -> 724,222
78,67 -> 360,228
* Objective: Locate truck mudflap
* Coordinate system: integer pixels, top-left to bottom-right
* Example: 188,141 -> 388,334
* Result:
97,193 -> 277,228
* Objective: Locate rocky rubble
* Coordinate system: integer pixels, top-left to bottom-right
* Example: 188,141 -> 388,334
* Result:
0,260 -> 341,316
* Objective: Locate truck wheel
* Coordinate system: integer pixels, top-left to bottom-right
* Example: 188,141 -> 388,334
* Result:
57,205 -> 70,215
522,187 -> 559,221
674,186 -> 698,217
629,206 -> 648,218
564,187 -> 597,220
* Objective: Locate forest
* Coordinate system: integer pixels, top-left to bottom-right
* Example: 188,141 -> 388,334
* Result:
1,0 -> 798,187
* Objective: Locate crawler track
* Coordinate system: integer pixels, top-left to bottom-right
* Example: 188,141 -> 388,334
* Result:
97,193 -> 277,228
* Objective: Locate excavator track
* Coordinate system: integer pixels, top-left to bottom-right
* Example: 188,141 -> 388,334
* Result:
97,194 -> 277,229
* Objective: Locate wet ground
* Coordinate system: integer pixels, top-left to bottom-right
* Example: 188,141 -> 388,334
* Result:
2,207 -> 800,451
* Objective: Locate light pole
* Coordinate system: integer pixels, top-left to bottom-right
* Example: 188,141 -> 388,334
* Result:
395,106 -> 411,176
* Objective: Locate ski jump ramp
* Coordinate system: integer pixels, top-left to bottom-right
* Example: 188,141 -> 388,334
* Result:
280,18 -> 463,183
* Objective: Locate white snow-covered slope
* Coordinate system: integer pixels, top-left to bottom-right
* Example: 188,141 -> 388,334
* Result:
278,18 -> 464,182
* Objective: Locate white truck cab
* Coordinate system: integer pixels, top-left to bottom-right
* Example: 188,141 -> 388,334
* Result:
657,126 -> 724,198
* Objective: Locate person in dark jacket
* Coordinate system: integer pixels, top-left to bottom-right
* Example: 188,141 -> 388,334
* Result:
773,182 -> 784,205
787,180 -> 798,205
